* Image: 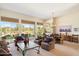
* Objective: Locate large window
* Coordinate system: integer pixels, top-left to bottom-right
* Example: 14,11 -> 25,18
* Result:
0,21 -> 18,42
0,21 -> 17,35
0,18 -> 44,42
0,21 -> 35,40
20,24 -> 34,37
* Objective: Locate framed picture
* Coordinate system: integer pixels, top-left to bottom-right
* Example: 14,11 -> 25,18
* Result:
59,25 -> 72,32
74,28 -> 79,32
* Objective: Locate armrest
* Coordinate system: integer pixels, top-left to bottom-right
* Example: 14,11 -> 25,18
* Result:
41,42 -> 49,46
0,48 -> 12,56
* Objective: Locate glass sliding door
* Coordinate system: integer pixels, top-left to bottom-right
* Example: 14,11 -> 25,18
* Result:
0,21 -> 17,42
21,24 -> 34,37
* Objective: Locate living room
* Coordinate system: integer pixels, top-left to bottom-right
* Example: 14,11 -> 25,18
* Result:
0,3 -> 79,56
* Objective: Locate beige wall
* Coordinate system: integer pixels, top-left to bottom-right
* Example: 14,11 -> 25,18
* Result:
0,9 -> 44,23
56,8 -> 79,34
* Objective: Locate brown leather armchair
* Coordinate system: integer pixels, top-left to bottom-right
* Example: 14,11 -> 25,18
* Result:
41,37 -> 55,51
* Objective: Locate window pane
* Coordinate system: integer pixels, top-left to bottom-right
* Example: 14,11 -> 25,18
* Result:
21,24 -> 34,37
0,21 -> 17,42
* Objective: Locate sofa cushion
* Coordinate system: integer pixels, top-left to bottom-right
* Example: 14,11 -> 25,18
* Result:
44,37 -> 53,43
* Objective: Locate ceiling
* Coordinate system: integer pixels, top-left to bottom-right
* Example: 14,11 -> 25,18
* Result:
0,3 -> 78,19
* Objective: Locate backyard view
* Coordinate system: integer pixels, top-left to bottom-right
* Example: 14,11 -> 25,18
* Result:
0,21 -> 34,42
0,21 -> 45,42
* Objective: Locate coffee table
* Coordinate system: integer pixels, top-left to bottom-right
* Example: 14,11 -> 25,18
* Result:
17,41 -> 40,56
